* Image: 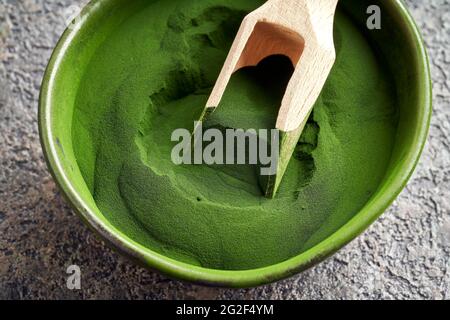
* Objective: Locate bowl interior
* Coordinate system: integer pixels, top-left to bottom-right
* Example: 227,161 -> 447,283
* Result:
40,0 -> 431,287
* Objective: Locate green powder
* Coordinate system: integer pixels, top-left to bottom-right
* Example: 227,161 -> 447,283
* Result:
72,0 -> 398,270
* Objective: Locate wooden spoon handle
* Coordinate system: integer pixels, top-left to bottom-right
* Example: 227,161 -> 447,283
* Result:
265,0 -> 339,13
259,0 -> 339,31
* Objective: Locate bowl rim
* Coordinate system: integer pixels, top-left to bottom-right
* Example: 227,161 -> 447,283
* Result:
39,0 -> 432,288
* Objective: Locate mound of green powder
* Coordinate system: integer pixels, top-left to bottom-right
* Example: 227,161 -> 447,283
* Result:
72,0 -> 398,270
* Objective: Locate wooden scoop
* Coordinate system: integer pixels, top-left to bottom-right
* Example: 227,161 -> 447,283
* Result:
198,0 -> 339,198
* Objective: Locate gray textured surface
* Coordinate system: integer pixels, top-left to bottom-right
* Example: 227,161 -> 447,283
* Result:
0,0 -> 449,300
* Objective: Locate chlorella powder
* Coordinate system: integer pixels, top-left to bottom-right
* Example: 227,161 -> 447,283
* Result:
72,0 -> 398,270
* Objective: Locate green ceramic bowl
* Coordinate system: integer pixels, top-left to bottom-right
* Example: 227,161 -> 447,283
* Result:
39,0 -> 431,288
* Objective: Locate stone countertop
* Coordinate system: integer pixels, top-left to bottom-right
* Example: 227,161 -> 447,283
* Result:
0,0 -> 449,300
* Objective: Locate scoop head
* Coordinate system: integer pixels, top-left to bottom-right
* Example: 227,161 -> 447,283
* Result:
199,0 -> 338,198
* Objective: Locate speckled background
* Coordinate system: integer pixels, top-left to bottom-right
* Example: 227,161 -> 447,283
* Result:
0,0 -> 449,300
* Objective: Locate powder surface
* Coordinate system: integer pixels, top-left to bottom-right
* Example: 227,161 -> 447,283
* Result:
72,0 -> 398,270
